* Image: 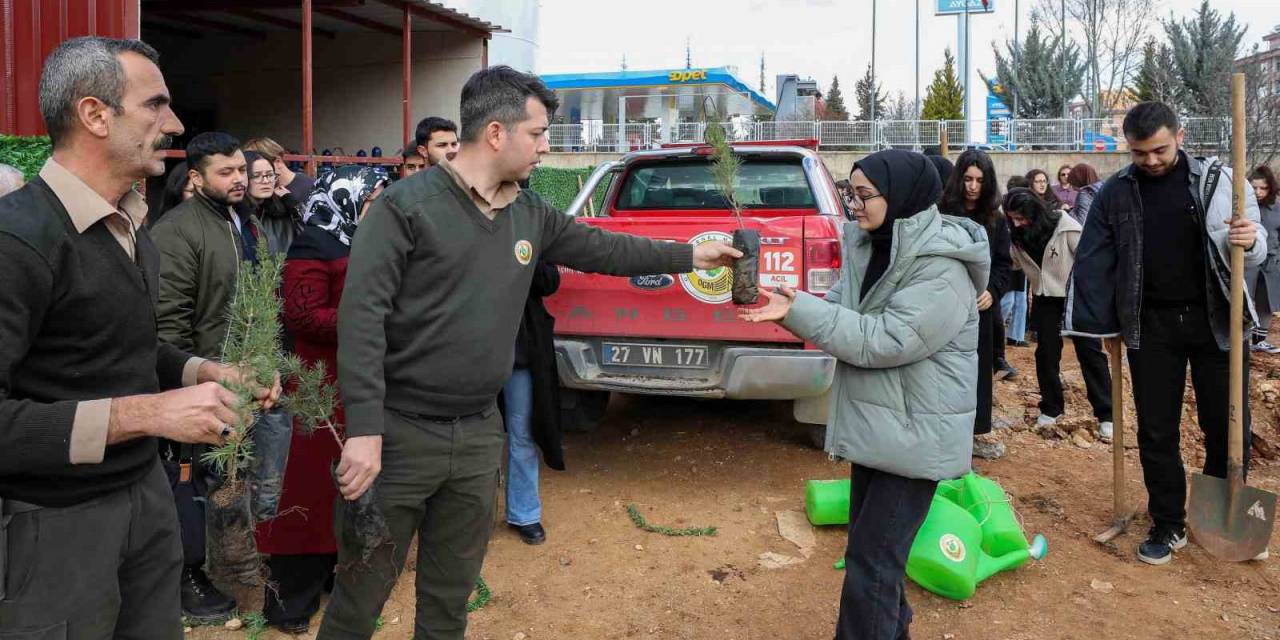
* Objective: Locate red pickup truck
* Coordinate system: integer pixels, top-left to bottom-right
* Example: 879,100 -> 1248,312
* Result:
546,140 -> 847,440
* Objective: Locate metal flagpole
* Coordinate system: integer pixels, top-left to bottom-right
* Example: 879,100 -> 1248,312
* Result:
963,0 -> 970,142
1061,0 -> 1068,118
1013,0 -> 1020,118
871,0 -> 877,124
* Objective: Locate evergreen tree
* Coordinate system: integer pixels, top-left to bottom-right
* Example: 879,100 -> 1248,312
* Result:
1132,38 -> 1184,107
992,21 -> 1086,118
921,48 -> 965,120
1163,0 -> 1244,118
825,75 -> 850,121
854,65 -> 887,121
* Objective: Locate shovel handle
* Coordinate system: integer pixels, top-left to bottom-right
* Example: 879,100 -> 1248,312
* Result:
1107,337 -> 1125,519
1228,73 -> 1247,489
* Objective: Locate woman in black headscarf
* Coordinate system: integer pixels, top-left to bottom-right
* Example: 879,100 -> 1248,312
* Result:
927,154 -> 955,193
743,150 -> 990,640
253,164 -> 390,634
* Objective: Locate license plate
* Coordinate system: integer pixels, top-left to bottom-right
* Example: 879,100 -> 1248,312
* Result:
601,342 -> 709,368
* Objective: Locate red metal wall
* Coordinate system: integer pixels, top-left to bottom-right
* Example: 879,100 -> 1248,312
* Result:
1,0 -> 140,135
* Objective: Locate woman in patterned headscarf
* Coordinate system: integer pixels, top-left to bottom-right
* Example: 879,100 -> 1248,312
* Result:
253,164 -> 389,635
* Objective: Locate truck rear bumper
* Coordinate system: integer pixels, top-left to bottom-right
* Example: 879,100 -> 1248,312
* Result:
554,338 -> 835,400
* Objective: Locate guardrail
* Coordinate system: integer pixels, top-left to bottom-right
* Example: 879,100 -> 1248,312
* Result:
546,117 -> 1235,154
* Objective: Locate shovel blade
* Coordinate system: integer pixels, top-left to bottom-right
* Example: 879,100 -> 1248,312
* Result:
1187,472 -> 1277,562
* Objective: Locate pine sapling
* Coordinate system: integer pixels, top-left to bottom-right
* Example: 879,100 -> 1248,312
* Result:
202,235 -> 337,585
704,112 -> 759,304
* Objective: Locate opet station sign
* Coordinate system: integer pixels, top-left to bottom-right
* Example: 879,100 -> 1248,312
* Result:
668,70 -> 709,83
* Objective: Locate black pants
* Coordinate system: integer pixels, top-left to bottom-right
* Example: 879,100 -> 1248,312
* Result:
161,458 -> 206,568
264,553 -> 336,625
836,464 -> 938,640
0,461 -> 184,639
994,305 -> 1007,362
974,308 -> 995,435
1129,303 -> 1251,531
1029,295 -> 1113,421
319,406 -> 504,640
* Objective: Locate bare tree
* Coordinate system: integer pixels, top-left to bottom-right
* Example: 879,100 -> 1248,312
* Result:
884,91 -> 919,121
1242,44 -> 1280,168
1033,0 -> 1154,116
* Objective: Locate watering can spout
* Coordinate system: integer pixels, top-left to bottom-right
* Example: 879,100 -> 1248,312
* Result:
1029,534 -> 1048,561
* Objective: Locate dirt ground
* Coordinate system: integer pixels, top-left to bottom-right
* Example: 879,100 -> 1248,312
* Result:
196,337 -> 1280,640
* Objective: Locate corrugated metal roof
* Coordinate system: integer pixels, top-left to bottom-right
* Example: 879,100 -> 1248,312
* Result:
137,0 -> 506,37
412,1 -> 507,34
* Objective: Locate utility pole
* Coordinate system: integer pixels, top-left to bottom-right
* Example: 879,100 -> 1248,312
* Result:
914,0 -> 920,118
685,37 -> 692,70
760,52 -> 766,94
871,0 -> 877,123
963,1 -> 970,140
1061,0 -> 1068,118
1013,0 -> 1020,118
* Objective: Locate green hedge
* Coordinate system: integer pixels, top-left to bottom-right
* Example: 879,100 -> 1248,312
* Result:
0,135 -> 52,180
528,166 -> 611,215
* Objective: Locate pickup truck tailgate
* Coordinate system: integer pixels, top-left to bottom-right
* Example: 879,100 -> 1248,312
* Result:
545,215 -> 806,342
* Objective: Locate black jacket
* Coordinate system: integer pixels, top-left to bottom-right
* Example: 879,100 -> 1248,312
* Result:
940,206 -> 1012,302
502,261 -> 566,470
0,178 -> 195,506
984,214 -> 1013,301
1065,152 -> 1267,350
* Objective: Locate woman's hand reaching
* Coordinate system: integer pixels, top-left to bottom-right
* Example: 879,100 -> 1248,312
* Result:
739,285 -> 798,323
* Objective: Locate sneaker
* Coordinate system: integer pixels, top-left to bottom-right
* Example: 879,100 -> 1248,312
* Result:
509,522 -> 546,545
1137,525 -> 1188,565
994,359 -> 1018,381
1036,414 -> 1061,428
1253,340 -> 1280,354
972,437 -> 1007,460
271,619 -> 311,635
180,566 -> 237,621
1253,549 -> 1269,561
1098,421 -> 1114,443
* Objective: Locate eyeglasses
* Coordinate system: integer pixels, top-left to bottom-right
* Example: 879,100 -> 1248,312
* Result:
251,172 -> 277,183
844,190 -> 884,210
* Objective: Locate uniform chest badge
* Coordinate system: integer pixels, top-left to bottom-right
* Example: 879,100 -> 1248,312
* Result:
514,239 -> 533,265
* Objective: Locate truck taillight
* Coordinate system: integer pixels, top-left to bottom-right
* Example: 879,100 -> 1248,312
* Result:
804,238 -> 842,294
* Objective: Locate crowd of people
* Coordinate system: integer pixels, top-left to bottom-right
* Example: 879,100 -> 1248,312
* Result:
766,100 -> 1270,638
0,34 -> 1276,640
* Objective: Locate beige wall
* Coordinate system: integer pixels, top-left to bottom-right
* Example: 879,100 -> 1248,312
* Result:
540,151 -> 1134,182
149,30 -> 483,154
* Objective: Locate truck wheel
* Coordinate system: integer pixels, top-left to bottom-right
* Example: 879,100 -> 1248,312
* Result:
561,389 -> 611,433
807,424 -> 827,450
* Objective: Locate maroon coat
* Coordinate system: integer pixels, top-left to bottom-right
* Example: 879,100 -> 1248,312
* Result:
255,226 -> 348,555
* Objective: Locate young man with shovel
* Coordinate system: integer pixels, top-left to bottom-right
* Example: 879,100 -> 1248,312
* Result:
1065,101 -> 1266,565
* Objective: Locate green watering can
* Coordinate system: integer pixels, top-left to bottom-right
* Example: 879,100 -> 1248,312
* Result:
807,472 -> 1047,600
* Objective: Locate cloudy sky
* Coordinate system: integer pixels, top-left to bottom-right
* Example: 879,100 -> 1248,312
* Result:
523,0 -> 1276,119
